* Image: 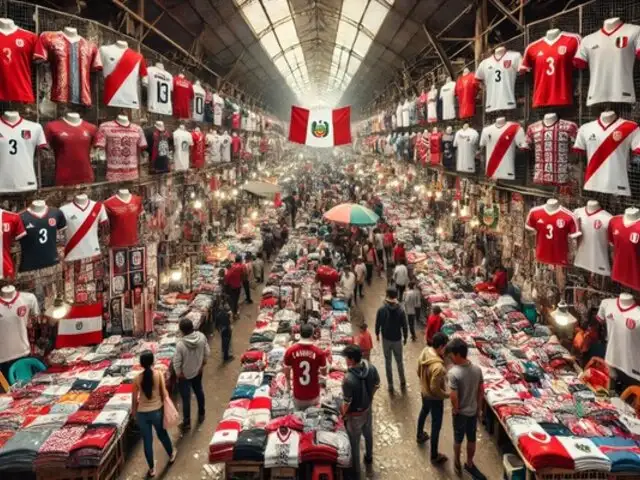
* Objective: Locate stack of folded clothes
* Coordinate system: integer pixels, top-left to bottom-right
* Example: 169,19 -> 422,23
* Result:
0,428 -> 54,472
35,426 -> 87,469
68,426 -> 117,467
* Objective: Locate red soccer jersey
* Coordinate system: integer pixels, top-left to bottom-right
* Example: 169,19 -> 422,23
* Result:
103,195 -> 142,247
173,76 -> 193,119
455,72 -> 479,119
191,130 -> 205,168
520,32 -> 581,108
0,209 -> 26,278
0,28 -> 38,102
284,342 -> 327,401
44,119 -> 97,186
429,132 -> 443,165
608,215 -> 640,291
525,205 -> 580,265
231,135 -> 242,154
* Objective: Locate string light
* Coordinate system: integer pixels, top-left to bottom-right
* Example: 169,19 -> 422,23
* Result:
170,270 -> 182,281
193,200 -> 202,209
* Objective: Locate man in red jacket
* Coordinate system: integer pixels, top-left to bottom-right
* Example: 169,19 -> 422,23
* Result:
224,257 -> 245,317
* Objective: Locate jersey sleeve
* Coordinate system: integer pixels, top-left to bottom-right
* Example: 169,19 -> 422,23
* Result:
573,126 -> 586,153
283,347 -> 292,368
512,52 -> 523,71
573,37 -> 589,68
516,125 -> 529,149
631,126 -> 640,154
520,43 -> 533,73
453,131 -> 459,148
568,212 -> 582,238
94,124 -> 107,149
33,32 -> 49,61
98,204 -> 109,224
474,60 -> 486,82
568,121 -> 579,143
91,43 -> 102,71
27,292 -> 40,316
525,209 -> 537,232
139,56 -> 148,79
479,127 -> 488,148
137,126 -> 148,149
35,124 -> 47,148
596,300 -> 607,323
13,214 -> 26,240
56,209 -> 67,230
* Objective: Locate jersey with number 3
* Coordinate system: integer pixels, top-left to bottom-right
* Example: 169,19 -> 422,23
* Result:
19,207 -> 66,272
146,66 -> 173,115
0,117 -> 47,193
475,50 -> 522,112
283,342 -> 327,401
520,32 -> 581,107
525,206 -> 580,265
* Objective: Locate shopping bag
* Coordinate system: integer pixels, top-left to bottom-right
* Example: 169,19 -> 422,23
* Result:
163,394 -> 180,429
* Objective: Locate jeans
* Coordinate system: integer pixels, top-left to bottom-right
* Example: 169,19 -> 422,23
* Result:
178,373 -> 205,424
136,408 -> 173,469
407,314 -> 416,339
221,328 -> 232,360
346,408 -> 373,478
417,398 -> 444,458
396,284 -> 406,301
382,339 -> 405,387
229,287 -> 241,315
365,264 -> 373,285
243,280 -> 252,302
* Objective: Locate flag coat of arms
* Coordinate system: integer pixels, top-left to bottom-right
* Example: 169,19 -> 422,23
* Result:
288,105 -> 351,147
55,302 -> 104,348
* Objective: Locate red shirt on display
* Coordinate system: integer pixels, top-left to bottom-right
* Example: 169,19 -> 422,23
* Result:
231,135 -> 242,155
232,112 -> 241,130
103,195 -> 142,247
0,27 -> 39,102
525,205 -> 580,265
191,130 -> 205,168
44,119 -> 97,186
430,131 -> 443,165
425,314 -> 443,345
316,265 -> 339,289
455,72 -> 479,119
283,341 -> 327,401
172,76 -> 193,119
608,215 -> 640,291
94,119 -> 147,182
225,263 -> 245,289
0,209 -> 26,278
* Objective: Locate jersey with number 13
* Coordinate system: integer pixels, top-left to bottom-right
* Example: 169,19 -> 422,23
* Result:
146,66 -> 173,115
283,342 -> 327,401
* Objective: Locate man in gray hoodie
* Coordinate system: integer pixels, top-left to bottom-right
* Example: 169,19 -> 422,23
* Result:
375,288 -> 408,392
174,318 -> 210,430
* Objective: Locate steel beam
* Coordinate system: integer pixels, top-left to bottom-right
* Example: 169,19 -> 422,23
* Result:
487,0 -> 524,30
422,24 -> 455,79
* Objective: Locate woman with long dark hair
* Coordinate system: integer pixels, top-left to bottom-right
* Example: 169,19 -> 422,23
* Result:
132,351 -> 176,477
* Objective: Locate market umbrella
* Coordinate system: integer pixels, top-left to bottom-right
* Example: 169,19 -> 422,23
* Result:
323,203 -> 379,226
241,181 -> 281,198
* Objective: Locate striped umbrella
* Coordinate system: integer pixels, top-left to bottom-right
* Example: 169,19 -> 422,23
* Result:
323,203 -> 379,226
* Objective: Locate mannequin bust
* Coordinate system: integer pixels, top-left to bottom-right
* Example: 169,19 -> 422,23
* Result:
223,130 -> 228,135
494,46 -> 506,58
619,292 -> 635,309
64,112 -> 82,126
3,111 -> 20,124
74,194 -> 89,208
178,124 -> 186,130
495,117 -> 506,127
623,207 -> 640,225
432,127 -> 438,133
0,18 -> 16,34
446,76 -> 453,83
430,84 -> 437,93
600,110 -> 617,126
116,189 -> 131,202
63,27 -> 79,40
195,126 -> 201,133
116,114 -> 129,126
603,17 -> 622,33
423,129 -> 429,135
586,199 -> 601,214
155,62 -> 165,70
445,126 -> 453,134
543,113 -> 558,126
178,73 -> 185,78
462,122 -> 470,129
30,199 -> 47,213
115,40 -> 128,49
1,285 -> 16,299
545,29 -> 561,42
544,198 -> 560,213
232,132 -> 237,137
154,120 -> 164,131
462,67 -> 470,75
195,80 -> 202,87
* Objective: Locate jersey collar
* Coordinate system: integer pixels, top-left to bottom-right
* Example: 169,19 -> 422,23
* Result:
72,200 -> 91,211
0,291 -> 19,306
27,207 -> 50,218
492,50 -> 507,62
596,117 -> 619,131
601,22 -> 624,36
1,117 -> 23,128
617,298 -> 637,312
585,207 -> 603,217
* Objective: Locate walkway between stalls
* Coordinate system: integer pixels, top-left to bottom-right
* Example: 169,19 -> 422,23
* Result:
122,272 -> 503,480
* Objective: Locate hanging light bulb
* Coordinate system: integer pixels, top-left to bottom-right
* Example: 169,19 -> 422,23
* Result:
251,211 -> 258,220
232,188 -> 238,196
193,200 -> 202,209
451,200 -> 458,207
436,227 -> 444,235
170,269 -> 183,282
45,297 -> 71,321
435,191 -> 443,200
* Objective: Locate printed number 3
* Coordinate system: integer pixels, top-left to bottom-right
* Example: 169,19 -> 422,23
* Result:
8,139 -> 17,155
2,47 -> 11,63
545,224 -> 554,239
38,228 -> 48,244
545,57 -> 555,76
494,70 -> 502,82
299,360 -> 311,386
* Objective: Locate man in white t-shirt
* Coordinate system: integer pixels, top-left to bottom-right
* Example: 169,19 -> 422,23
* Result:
354,258 -> 366,303
340,266 -> 357,307
393,259 -> 409,301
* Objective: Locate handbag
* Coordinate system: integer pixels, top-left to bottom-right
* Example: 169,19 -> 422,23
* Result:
160,375 -> 180,429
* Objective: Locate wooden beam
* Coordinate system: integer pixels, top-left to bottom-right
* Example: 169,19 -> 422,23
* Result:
422,24 -> 455,78
488,0 -> 523,30
140,12 -> 165,41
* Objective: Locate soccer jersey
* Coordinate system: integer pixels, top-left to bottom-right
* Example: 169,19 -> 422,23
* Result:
439,81 -> 456,120
573,207 -> 612,275
172,128 -> 193,171
429,131 -> 443,165
475,50 -> 522,112
104,195 -> 142,247
518,431 -> 574,471
525,205 -> 580,265
191,130 -> 205,168
146,66 -> 173,115
213,93 -> 224,126
520,33 -> 581,107
453,127 -> 479,173
455,72 -> 479,119
264,428 -> 300,468
526,119 -> 578,185
608,215 -> 640,291
60,200 -> 108,262
574,23 -> 640,105
0,291 -> 39,363
0,117 -> 47,193
479,121 -> 528,180
598,297 -> 640,380
0,209 -> 26,278
145,127 -> 171,173
555,437 -> 611,472
427,90 -> 438,122
19,207 -> 66,272
95,120 -> 147,181
0,27 -> 38,102
573,117 -> 640,196
34,31 -> 102,106
395,102 -> 403,128
401,100 -> 410,127
192,83 -> 206,122
221,132 -> 231,163
173,76 -> 193,119
283,341 -> 327,401
441,132 -> 455,170
99,44 -> 147,108
44,119 -> 97,186
206,132 -> 221,164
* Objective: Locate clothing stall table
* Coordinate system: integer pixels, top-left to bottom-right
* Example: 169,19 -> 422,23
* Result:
224,460 -> 264,480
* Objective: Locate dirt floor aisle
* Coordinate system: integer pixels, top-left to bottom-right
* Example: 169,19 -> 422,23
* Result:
121,274 -> 504,480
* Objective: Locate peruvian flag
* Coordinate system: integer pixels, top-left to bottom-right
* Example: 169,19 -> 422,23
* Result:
288,105 -> 351,147
55,303 -> 104,349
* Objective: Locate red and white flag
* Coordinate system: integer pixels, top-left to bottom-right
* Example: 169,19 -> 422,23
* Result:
56,303 -> 104,349
288,105 -> 351,147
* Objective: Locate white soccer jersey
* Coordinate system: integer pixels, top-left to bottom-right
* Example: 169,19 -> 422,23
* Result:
264,428 -> 300,468
396,102 -> 404,128
480,122 -> 528,180
146,66 -> 173,115
573,207 -> 612,275
213,93 -> 224,126
453,127 -> 480,173
440,81 -> 457,120
0,117 -> 47,193
598,298 -> 640,380
206,132 -> 221,164
192,83 -> 206,122
60,200 -> 108,262
574,23 -> 640,105
475,50 -> 522,112
221,132 -> 231,163
99,44 -> 147,109
427,90 -> 438,122
0,291 -> 39,364
573,117 -> 640,196
402,100 -> 410,127
172,128 -> 193,171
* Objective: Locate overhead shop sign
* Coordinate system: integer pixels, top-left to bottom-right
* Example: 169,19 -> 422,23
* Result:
288,105 -> 351,147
